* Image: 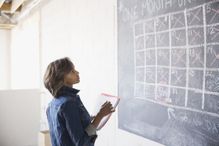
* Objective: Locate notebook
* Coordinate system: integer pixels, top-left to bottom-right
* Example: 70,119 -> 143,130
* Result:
94,93 -> 120,130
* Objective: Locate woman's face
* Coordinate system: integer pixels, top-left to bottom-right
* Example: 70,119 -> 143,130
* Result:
64,65 -> 80,87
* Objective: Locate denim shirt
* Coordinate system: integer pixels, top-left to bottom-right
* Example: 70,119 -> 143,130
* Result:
46,86 -> 97,146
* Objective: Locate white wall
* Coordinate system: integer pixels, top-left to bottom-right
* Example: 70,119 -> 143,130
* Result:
0,11 -> 42,146
40,0 -> 164,146
10,12 -> 40,89
0,30 -> 10,89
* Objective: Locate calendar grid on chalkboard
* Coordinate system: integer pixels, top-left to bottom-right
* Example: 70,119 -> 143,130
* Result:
184,8 -> 189,108
168,8 -> 172,107
134,0 -> 219,116
202,3 -> 207,110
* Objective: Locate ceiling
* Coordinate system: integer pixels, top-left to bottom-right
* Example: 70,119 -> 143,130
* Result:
0,0 -> 45,29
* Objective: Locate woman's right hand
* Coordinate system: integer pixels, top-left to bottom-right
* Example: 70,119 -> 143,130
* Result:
98,101 -> 115,118
91,101 -> 115,129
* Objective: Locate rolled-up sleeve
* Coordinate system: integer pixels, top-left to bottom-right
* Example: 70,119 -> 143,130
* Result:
85,124 -> 97,136
60,100 -> 97,146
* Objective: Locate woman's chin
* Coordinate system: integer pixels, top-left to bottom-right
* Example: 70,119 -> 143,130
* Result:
72,80 -> 80,85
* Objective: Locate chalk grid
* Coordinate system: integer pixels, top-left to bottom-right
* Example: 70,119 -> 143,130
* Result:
134,1 -> 219,116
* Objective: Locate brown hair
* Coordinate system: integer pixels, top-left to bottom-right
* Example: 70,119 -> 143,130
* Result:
43,57 -> 74,98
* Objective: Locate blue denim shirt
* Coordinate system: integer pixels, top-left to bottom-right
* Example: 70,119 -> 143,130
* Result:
46,86 -> 97,146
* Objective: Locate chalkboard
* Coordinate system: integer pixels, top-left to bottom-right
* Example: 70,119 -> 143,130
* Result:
118,0 -> 219,146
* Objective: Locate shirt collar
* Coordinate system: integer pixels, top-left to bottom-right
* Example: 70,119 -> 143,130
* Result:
56,85 -> 80,97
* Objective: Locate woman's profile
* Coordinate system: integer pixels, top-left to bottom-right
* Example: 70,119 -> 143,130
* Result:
43,57 -> 115,146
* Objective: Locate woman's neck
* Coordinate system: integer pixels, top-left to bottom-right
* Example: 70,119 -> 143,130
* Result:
63,83 -> 73,88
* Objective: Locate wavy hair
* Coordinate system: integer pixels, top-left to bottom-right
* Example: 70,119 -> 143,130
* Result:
43,57 -> 74,98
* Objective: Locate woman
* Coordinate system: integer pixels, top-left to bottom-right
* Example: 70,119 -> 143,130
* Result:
43,57 -> 115,146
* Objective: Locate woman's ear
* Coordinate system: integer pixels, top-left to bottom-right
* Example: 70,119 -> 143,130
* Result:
63,75 -> 67,84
